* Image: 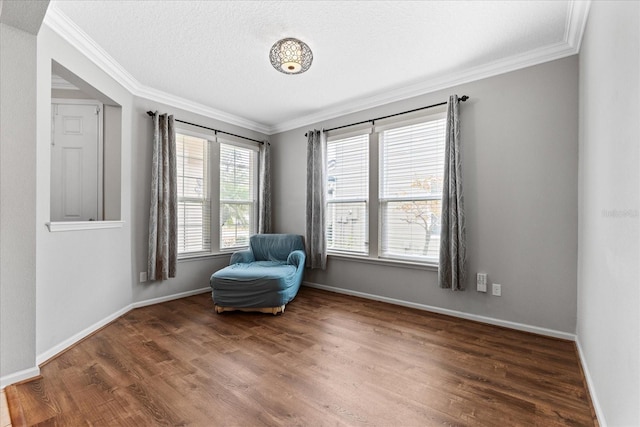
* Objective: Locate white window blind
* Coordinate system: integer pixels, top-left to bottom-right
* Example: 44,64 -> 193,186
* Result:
220,143 -> 257,250
380,118 -> 446,261
176,133 -> 211,255
326,133 -> 369,254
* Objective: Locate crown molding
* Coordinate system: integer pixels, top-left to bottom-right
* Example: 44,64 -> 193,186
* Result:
43,4 -> 271,135
44,1 -> 590,136
566,0 -> 591,53
132,84 -> 271,135
44,5 -> 139,92
269,41 -> 579,134
269,43 -> 576,134
269,1 -> 591,134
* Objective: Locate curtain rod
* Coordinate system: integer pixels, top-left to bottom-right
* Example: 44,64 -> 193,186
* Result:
304,95 -> 469,137
146,111 -> 265,145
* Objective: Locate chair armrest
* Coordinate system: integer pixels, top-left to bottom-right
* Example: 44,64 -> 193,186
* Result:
287,250 -> 306,268
230,249 -> 254,265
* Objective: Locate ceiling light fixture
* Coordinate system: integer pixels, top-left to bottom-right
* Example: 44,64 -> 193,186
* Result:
269,38 -> 313,75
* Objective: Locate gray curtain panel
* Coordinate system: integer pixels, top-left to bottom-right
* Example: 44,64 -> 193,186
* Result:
305,130 -> 327,270
258,141 -> 272,234
438,95 -> 467,290
148,112 -> 177,281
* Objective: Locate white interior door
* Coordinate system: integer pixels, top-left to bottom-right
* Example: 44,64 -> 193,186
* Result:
51,102 -> 101,221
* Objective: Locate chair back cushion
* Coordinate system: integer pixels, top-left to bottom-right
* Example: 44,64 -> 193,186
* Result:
250,234 -> 304,262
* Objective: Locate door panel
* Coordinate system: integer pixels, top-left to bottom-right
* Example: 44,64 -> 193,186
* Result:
62,115 -> 83,135
51,103 -> 100,221
61,147 -> 83,218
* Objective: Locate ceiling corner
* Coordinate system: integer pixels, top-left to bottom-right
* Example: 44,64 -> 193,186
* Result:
44,5 -> 140,93
135,84 -> 273,135
43,4 -> 270,136
566,0 -> 592,53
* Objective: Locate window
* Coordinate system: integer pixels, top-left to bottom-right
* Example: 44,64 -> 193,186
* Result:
220,143 -> 257,250
175,131 -> 258,258
176,133 -> 211,255
324,112 -> 446,264
380,118 -> 446,262
326,134 -> 369,254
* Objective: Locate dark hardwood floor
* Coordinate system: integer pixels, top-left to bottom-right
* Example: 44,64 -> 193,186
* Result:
7,287 -> 597,426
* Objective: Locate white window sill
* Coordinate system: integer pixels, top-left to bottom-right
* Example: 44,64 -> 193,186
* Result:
46,220 -> 124,232
327,253 -> 438,271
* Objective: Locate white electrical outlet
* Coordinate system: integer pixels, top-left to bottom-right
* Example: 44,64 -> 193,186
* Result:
140,272 -> 148,283
477,273 -> 487,292
492,283 -> 502,296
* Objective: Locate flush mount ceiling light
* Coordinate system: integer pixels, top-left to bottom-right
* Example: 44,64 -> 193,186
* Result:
269,38 -> 313,75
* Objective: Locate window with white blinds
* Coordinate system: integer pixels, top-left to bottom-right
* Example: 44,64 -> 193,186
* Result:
175,131 -> 258,258
380,117 -> 446,261
176,133 -> 211,255
326,133 -> 369,254
220,143 -> 257,250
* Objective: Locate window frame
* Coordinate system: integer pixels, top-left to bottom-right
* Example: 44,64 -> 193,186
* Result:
175,129 -> 213,258
378,112 -> 447,264
175,127 -> 259,260
218,141 -> 259,252
324,109 -> 447,267
326,130 -> 371,255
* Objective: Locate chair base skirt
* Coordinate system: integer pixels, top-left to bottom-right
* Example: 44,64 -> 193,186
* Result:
214,305 -> 286,315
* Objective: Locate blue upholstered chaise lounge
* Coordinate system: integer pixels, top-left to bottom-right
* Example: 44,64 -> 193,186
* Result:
210,234 -> 306,315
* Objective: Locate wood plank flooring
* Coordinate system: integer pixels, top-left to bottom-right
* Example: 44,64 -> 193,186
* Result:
1,390 -> 12,427
6,287 -> 597,426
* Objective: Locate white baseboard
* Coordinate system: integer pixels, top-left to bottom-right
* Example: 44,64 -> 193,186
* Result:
303,281 -> 576,341
35,287 -> 211,367
132,287 -> 211,309
36,303 -> 133,365
0,366 -> 41,389
6,282 -> 599,425
575,337 -> 607,427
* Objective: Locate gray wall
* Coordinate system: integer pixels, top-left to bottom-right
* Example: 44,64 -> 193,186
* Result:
130,97 -> 269,303
577,2 -> 640,426
0,22 -> 38,379
35,25 -> 134,359
31,24 -> 269,365
272,56 -> 579,334
104,105 -> 122,220
0,0 -> 49,383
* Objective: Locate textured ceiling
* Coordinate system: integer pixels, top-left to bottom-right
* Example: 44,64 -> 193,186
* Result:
49,0 -> 586,134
